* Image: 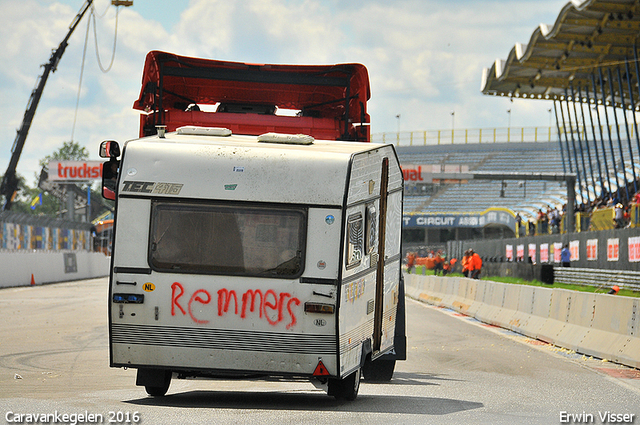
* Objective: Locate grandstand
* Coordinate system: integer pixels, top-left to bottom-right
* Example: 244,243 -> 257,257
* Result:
397,140 -> 566,218
394,128 -> 640,253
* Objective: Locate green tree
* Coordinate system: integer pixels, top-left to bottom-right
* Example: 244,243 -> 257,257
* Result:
39,140 -> 89,167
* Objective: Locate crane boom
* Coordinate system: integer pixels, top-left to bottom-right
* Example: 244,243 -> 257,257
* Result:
0,0 -> 94,210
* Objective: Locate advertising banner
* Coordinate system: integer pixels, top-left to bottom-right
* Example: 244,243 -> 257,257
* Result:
528,243 -> 536,263
553,242 -> 562,263
402,164 -> 469,183
608,238 -> 620,262
540,243 -> 549,263
49,161 -> 103,181
517,244 -> 524,261
569,240 -> 580,261
586,239 -> 598,261
629,236 -> 640,262
403,208 -> 516,229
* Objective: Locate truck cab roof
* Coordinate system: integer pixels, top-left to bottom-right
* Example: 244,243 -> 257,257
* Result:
133,51 -> 371,142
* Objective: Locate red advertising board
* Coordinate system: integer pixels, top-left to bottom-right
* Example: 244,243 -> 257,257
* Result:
607,238 -> 619,262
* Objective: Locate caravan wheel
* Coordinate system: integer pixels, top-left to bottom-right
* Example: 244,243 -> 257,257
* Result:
144,371 -> 172,397
328,368 -> 361,400
362,358 -> 396,381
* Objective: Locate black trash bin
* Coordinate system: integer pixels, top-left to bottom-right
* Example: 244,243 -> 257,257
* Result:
540,264 -> 554,284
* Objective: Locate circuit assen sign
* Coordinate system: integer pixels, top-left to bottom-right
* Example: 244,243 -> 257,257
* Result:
403,209 -> 516,230
49,161 -> 103,181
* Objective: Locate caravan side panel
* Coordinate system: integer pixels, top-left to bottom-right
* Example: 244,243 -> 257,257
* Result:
111,198 -> 150,266
338,145 -> 402,376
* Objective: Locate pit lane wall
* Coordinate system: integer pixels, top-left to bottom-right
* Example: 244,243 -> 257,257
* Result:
404,273 -> 640,369
0,251 -> 110,288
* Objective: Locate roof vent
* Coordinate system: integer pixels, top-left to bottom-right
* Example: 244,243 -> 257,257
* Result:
257,133 -> 314,145
176,126 -> 232,137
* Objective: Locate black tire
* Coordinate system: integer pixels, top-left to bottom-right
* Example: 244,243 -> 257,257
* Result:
362,358 -> 396,382
144,371 -> 171,397
328,368 -> 361,400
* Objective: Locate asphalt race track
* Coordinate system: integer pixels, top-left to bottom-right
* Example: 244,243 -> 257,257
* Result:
0,278 -> 638,424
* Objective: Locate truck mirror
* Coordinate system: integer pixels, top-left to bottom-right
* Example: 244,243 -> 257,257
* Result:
99,140 -> 120,159
102,159 -> 119,201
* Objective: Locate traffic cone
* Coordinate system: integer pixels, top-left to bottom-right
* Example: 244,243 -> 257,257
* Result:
30,274 -> 35,286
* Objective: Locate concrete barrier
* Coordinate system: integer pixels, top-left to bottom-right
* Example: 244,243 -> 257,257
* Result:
467,279 -> 487,317
464,279 -> 478,311
492,284 -> 521,329
536,289 -> 572,346
0,251 -> 110,288
405,273 -> 640,371
440,276 -> 459,307
509,286 -> 552,340
407,273 -> 442,306
451,278 -> 475,314
578,296 -> 639,368
475,281 -> 505,325
554,291 -> 596,352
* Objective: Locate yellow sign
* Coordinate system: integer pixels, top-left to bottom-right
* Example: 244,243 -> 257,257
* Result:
142,282 -> 155,292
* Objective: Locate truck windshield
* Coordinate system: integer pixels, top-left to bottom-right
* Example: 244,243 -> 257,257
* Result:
149,201 -> 306,278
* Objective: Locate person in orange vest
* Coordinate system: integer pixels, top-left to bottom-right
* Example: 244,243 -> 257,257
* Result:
448,257 -> 457,274
442,260 -> 450,276
433,251 -> 445,275
442,256 -> 456,276
469,249 -> 482,279
461,250 -> 471,277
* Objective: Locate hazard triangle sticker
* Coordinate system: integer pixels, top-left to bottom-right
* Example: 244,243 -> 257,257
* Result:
313,360 -> 330,376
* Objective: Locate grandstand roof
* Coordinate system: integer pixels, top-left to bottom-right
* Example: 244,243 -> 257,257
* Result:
481,0 -> 640,108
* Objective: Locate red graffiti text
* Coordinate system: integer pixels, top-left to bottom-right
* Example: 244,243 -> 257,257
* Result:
170,282 -> 301,329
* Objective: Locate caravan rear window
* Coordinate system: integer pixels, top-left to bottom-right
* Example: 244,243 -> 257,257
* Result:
149,201 -> 306,278
346,213 -> 364,269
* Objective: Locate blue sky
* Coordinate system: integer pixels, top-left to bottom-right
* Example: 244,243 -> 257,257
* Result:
0,0 -> 567,184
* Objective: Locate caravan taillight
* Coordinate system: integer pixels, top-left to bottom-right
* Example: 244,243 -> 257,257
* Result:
304,302 -> 334,314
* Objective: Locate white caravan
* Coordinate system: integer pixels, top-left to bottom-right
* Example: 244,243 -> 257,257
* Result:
101,52 -> 405,400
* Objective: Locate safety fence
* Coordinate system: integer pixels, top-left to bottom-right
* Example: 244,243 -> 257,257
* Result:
0,211 -> 93,252
404,273 -> 640,369
553,267 -> 640,292
372,123 -> 636,147
372,126 -> 556,146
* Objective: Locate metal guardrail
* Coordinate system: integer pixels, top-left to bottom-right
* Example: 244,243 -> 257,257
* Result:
554,267 -> 640,291
372,126 -> 556,146
372,123 -> 637,147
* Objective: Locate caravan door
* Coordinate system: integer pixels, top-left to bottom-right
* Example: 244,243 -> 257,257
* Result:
373,158 -> 389,353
